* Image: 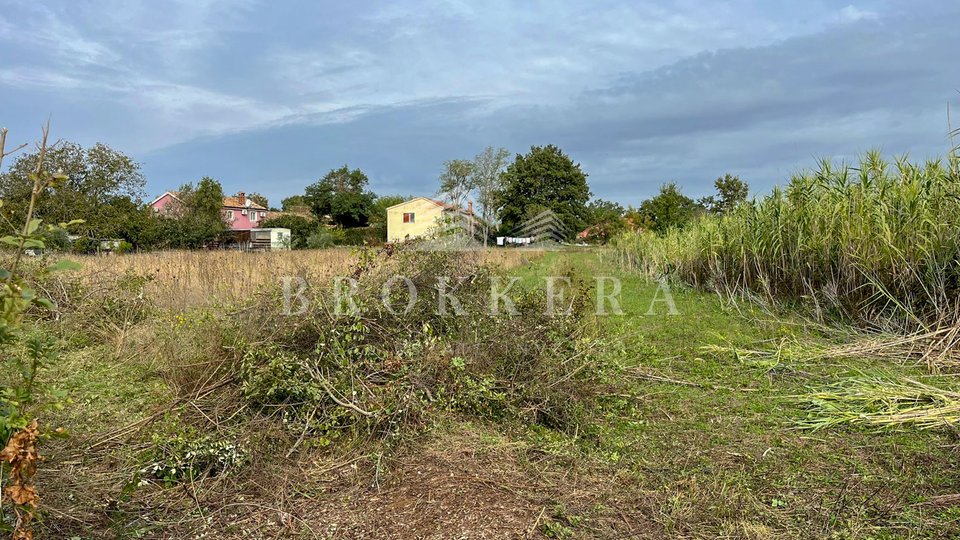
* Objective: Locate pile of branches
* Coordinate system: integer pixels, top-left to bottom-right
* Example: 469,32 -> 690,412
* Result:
229,247 -> 620,450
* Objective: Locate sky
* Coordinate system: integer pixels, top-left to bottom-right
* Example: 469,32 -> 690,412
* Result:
1,0 -> 958,207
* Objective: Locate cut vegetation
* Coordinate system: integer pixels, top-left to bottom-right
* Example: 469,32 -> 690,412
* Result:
8,247 -> 959,539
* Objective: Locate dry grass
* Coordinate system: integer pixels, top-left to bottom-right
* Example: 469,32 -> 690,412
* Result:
797,376 -> 960,431
69,248 -> 542,311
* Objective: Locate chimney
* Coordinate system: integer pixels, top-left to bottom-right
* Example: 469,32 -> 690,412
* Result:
467,200 -> 473,215
237,191 -> 246,205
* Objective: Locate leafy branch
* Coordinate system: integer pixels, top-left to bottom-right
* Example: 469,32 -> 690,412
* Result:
0,123 -> 80,539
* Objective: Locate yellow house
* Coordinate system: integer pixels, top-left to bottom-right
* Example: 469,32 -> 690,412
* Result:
386,197 -> 471,243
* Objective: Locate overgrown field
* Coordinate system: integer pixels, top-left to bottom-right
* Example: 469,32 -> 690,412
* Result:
8,246 -> 960,538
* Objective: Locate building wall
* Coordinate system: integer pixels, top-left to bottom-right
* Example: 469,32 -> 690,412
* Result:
386,198 -> 445,242
150,193 -> 183,216
223,206 -> 268,230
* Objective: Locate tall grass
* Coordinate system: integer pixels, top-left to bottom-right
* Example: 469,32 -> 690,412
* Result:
615,151 -> 960,331
68,248 -> 540,311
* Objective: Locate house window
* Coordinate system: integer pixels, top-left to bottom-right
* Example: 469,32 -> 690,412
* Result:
403,212 -> 415,223
226,210 -> 234,220
241,208 -> 248,215
260,211 -> 266,218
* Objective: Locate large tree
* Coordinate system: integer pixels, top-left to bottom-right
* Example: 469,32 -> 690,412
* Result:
281,194 -> 309,212
698,174 -> 749,215
636,182 -> 700,234
156,177 -> 227,248
304,166 -> 375,227
495,145 -> 591,238
0,141 -> 145,241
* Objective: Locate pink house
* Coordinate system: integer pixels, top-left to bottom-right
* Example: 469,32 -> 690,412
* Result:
149,191 -> 269,231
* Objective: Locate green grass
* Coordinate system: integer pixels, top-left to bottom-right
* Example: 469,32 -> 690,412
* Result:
510,250 -> 960,538
26,249 -> 960,538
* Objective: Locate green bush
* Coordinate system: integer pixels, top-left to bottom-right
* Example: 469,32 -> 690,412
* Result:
334,226 -> 383,246
261,215 -> 316,249
306,229 -> 336,249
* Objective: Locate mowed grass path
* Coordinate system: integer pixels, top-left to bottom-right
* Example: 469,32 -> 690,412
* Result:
512,250 -> 960,539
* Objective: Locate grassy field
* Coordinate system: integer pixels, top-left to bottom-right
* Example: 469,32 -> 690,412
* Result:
24,248 -> 960,538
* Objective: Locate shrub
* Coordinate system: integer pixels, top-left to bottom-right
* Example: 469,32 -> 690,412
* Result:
306,229 -> 336,249
261,215 -> 316,249
334,226 -> 383,246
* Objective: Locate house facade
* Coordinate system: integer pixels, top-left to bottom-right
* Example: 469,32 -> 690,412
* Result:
222,192 -> 268,230
386,197 -> 475,243
149,191 -> 268,231
150,191 -> 185,217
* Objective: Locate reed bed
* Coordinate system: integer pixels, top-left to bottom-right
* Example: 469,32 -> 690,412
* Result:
615,152 -> 960,333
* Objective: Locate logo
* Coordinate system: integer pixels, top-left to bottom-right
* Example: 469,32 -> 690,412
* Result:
497,209 -> 567,249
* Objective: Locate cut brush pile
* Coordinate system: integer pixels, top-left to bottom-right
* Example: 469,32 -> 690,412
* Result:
211,245 -> 621,449
797,376 -> 960,431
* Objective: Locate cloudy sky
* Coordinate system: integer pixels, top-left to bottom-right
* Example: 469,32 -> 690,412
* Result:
1,0 -> 958,206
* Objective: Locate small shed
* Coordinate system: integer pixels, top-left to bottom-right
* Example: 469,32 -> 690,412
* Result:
250,228 -> 291,250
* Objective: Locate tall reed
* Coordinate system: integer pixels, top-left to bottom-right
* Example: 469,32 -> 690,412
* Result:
615,151 -> 960,331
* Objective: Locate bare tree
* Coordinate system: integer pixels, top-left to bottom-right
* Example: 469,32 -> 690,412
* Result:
471,147 -> 509,246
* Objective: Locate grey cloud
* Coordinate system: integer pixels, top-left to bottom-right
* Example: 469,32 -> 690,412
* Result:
2,0 -> 956,208
140,2 -> 959,206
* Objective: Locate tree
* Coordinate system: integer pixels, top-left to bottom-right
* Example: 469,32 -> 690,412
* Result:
370,195 -> 406,227
261,214 -> 317,249
281,195 -> 308,212
366,194 -> 406,242
248,192 -> 269,209
156,177 -> 226,248
0,141 -> 145,241
586,199 -> 625,224
304,166 -> 375,227
471,147 -> 510,245
495,145 -> 591,239
699,174 -> 749,214
582,198 -> 626,242
437,159 -> 474,209
637,182 -> 700,234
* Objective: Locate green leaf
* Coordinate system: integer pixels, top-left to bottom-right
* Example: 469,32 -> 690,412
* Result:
48,259 -> 81,273
33,298 -> 55,310
0,236 -> 20,247
26,218 -> 42,234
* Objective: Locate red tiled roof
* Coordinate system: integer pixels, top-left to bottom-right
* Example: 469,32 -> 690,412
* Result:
222,196 -> 267,210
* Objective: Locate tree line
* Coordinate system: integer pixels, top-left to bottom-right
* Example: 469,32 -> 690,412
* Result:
0,139 -> 748,252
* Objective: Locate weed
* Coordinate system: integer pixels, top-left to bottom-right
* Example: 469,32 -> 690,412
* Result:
141,431 -> 248,486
